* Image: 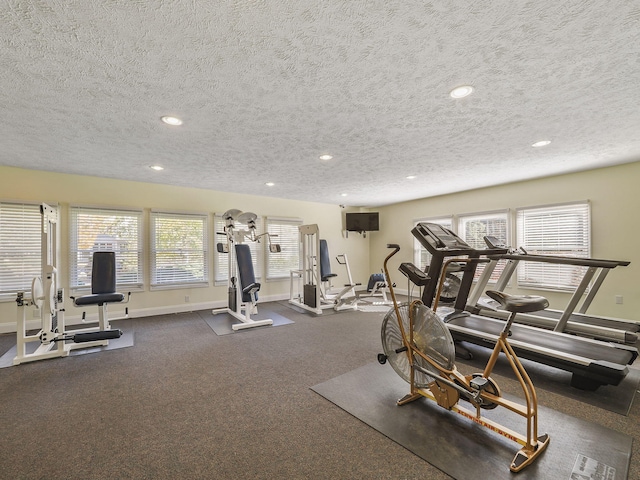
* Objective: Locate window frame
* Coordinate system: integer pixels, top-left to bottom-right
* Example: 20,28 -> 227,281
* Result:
264,216 -> 302,280
69,205 -> 144,293
457,209 -> 510,283
515,201 -> 591,292
150,210 -> 209,290
0,201 -> 43,301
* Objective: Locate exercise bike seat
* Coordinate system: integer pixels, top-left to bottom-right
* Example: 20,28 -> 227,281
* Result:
485,291 -> 549,314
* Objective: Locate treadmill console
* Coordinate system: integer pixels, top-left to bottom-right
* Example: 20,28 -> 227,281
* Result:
412,222 -> 471,254
399,262 -> 430,286
483,235 -> 507,249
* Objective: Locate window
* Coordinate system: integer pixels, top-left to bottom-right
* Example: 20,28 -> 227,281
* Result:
0,202 -> 42,298
70,206 -> 143,290
151,211 -> 209,288
265,217 -> 302,280
213,214 -> 262,284
413,217 -> 453,270
516,202 -> 590,291
458,211 -> 510,282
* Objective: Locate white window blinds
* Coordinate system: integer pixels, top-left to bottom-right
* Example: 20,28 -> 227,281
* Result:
69,206 -> 143,289
0,202 -> 42,296
516,202 -> 590,291
265,217 -> 302,280
150,211 -> 209,287
458,211 -> 509,282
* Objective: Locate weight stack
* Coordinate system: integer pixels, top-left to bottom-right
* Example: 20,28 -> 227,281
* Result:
228,287 -> 237,312
303,284 -> 317,308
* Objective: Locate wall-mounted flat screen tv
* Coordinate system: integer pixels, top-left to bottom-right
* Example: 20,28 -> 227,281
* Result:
345,212 -> 379,232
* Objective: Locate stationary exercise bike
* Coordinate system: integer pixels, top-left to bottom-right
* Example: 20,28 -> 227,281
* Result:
377,244 -> 550,472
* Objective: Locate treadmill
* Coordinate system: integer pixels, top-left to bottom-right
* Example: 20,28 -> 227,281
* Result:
411,222 -> 638,390
464,236 -> 638,344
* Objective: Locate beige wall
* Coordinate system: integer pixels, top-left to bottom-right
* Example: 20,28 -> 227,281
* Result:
0,166 -> 370,331
372,161 -> 640,322
2,161 -> 639,331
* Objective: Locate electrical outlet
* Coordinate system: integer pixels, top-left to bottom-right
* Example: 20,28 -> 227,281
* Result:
185,295 -> 190,303
615,295 -> 623,305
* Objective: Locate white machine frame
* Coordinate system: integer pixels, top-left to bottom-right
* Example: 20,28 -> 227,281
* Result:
289,224 -> 358,314
212,209 -> 274,330
14,203 -> 118,365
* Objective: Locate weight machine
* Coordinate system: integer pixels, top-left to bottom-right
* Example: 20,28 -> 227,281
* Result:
14,203 -> 127,366
289,224 -> 359,314
212,209 -> 279,330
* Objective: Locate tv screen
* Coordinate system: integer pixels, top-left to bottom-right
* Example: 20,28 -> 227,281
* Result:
345,212 -> 379,232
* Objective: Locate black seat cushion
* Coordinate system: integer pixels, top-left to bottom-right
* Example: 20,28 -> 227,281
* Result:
74,292 -> 125,306
486,290 -> 549,314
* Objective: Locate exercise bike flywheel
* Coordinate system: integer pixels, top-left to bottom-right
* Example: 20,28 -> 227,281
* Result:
380,302 -> 456,388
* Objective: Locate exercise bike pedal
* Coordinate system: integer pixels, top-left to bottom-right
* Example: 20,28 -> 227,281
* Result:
470,376 -> 489,391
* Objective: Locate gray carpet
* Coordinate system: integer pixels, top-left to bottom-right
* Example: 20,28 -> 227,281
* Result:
0,302 -> 638,479
312,362 -> 632,480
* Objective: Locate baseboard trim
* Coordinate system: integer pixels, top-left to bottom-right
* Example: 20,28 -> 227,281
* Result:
0,293 -> 292,334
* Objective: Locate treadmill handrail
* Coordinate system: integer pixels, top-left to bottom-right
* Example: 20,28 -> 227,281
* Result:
487,253 -> 629,269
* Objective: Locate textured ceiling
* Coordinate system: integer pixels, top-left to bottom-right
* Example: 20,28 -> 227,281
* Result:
1,1 -> 639,207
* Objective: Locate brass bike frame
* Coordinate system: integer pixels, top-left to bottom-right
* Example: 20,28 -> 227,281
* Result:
382,247 -> 549,472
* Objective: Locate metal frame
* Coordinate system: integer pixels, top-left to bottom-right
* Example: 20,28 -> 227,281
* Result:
382,246 -> 549,472
466,253 -> 637,344
212,210 -> 273,330
14,204 -> 117,365
288,224 -> 358,314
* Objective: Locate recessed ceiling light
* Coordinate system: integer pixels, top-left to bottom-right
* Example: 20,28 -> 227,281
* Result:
150,165 -> 164,171
532,140 -> 551,147
406,175 -> 417,180
161,116 -> 183,126
449,85 -> 474,99
265,182 -> 275,187
340,193 -> 348,197
319,154 -> 333,161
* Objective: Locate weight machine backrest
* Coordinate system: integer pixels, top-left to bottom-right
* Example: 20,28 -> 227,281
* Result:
92,252 -> 117,294
319,239 -> 337,282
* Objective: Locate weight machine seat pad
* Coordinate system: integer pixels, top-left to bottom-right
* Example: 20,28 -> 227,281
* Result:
91,251 -> 118,294
235,244 -> 260,303
73,292 -> 125,306
319,239 -> 337,282
367,273 -> 385,292
242,282 -> 261,295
